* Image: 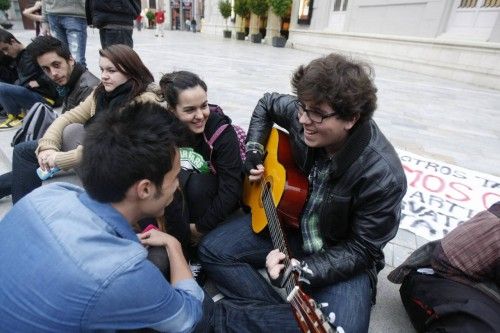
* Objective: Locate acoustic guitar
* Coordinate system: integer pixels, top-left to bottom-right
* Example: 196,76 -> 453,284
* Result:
243,128 -> 340,333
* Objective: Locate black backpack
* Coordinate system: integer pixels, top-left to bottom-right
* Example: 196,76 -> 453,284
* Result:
11,102 -> 58,147
400,271 -> 500,332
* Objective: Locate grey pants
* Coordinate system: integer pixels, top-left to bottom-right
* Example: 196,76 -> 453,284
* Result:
61,123 -> 85,152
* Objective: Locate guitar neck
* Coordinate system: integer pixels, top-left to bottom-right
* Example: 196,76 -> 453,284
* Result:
260,181 -> 297,295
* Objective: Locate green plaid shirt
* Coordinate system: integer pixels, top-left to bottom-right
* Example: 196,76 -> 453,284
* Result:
301,154 -> 332,254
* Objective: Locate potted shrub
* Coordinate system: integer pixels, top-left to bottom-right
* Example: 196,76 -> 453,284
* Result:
268,0 -> 292,47
218,0 -> 232,38
248,0 -> 269,43
234,0 -> 250,40
145,10 -> 155,29
0,0 -> 12,29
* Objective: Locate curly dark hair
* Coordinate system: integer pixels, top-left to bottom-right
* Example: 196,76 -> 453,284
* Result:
25,36 -> 71,63
291,53 -> 377,123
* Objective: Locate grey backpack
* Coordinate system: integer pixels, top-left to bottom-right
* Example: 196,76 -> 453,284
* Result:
11,102 -> 58,147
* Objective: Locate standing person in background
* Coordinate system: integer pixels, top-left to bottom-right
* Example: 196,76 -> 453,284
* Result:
185,18 -> 191,31
41,0 -> 88,67
85,0 -> 141,49
135,13 -> 143,31
22,1 -> 43,36
191,18 -> 197,33
154,7 -> 165,37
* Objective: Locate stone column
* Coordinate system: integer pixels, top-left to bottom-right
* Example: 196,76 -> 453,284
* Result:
163,0 -> 173,30
249,13 -> 260,35
235,15 -> 243,34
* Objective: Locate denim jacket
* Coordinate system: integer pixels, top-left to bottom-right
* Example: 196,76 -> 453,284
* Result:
0,183 -> 203,332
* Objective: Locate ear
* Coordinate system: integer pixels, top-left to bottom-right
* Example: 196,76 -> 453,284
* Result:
68,56 -> 75,66
344,113 -> 360,131
135,179 -> 155,200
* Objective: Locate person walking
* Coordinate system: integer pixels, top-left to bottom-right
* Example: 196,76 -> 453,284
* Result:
154,8 -> 165,37
191,18 -> 197,33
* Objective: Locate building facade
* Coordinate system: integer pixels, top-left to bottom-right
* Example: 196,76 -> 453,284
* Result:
202,0 -> 500,89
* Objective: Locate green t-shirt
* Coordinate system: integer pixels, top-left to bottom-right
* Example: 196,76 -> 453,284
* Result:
179,147 -> 209,174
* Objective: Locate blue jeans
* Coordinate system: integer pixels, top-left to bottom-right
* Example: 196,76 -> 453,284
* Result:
0,83 -> 45,117
11,140 -> 41,204
99,28 -> 133,49
198,213 -> 373,333
47,15 -> 87,67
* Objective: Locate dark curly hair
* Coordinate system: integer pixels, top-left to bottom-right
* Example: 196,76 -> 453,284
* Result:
291,53 -> 377,123
25,35 -> 71,63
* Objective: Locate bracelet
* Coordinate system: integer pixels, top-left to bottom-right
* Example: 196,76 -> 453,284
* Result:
245,141 -> 264,154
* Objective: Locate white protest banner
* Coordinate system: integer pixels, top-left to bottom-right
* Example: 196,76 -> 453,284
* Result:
398,150 -> 500,241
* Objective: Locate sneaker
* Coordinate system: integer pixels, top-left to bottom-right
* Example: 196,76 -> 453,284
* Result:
0,114 -> 22,130
0,108 -> 6,120
189,260 -> 207,286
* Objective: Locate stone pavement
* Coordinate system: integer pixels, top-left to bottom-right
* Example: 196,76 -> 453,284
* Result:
1,21 -> 499,332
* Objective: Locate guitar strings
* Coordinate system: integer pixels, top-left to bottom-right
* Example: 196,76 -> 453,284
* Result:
259,180 -> 296,294
260,180 -> 331,333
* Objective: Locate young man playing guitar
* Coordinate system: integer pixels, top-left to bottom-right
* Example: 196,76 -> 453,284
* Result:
198,53 -> 407,333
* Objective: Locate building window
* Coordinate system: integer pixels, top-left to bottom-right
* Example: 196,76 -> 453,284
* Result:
458,0 -> 478,7
298,0 -> 314,25
333,0 -> 348,11
483,0 -> 500,7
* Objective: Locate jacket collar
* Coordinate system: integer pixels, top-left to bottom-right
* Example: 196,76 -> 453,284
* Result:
78,192 -> 139,243
327,119 -> 372,178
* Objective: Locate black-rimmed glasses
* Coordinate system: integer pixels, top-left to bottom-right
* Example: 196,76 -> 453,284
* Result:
296,101 -> 337,124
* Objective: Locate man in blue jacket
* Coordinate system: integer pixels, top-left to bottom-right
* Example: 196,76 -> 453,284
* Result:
0,102 -> 206,332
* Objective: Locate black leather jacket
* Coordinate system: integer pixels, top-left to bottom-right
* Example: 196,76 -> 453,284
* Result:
15,49 -> 58,100
247,93 -> 407,297
62,69 -> 99,112
85,0 -> 140,27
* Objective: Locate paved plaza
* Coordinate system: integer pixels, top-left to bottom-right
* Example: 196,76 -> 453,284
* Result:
0,22 -> 499,332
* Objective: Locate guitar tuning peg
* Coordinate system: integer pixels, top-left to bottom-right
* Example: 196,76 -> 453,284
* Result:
298,275 -> 311,285
300,262 -> 314,276
318,302 -> 329,308
328,312 -> 336,324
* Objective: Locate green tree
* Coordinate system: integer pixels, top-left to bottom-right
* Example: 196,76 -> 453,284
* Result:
268,0 -> 292,37
218,0 -> 232,31
0,0 -> 11,11
248,0 -> 269,17
234,0 -> 250,33
145,10 -> 155,27
268,0 -> 292,19
248,0 -> 269,32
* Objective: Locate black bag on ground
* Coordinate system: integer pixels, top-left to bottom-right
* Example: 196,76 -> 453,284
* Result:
400,271 -> 500,333
11,102 -> 58,147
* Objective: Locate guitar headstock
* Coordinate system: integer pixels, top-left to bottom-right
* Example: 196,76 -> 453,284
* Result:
288,286 -> 344,333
